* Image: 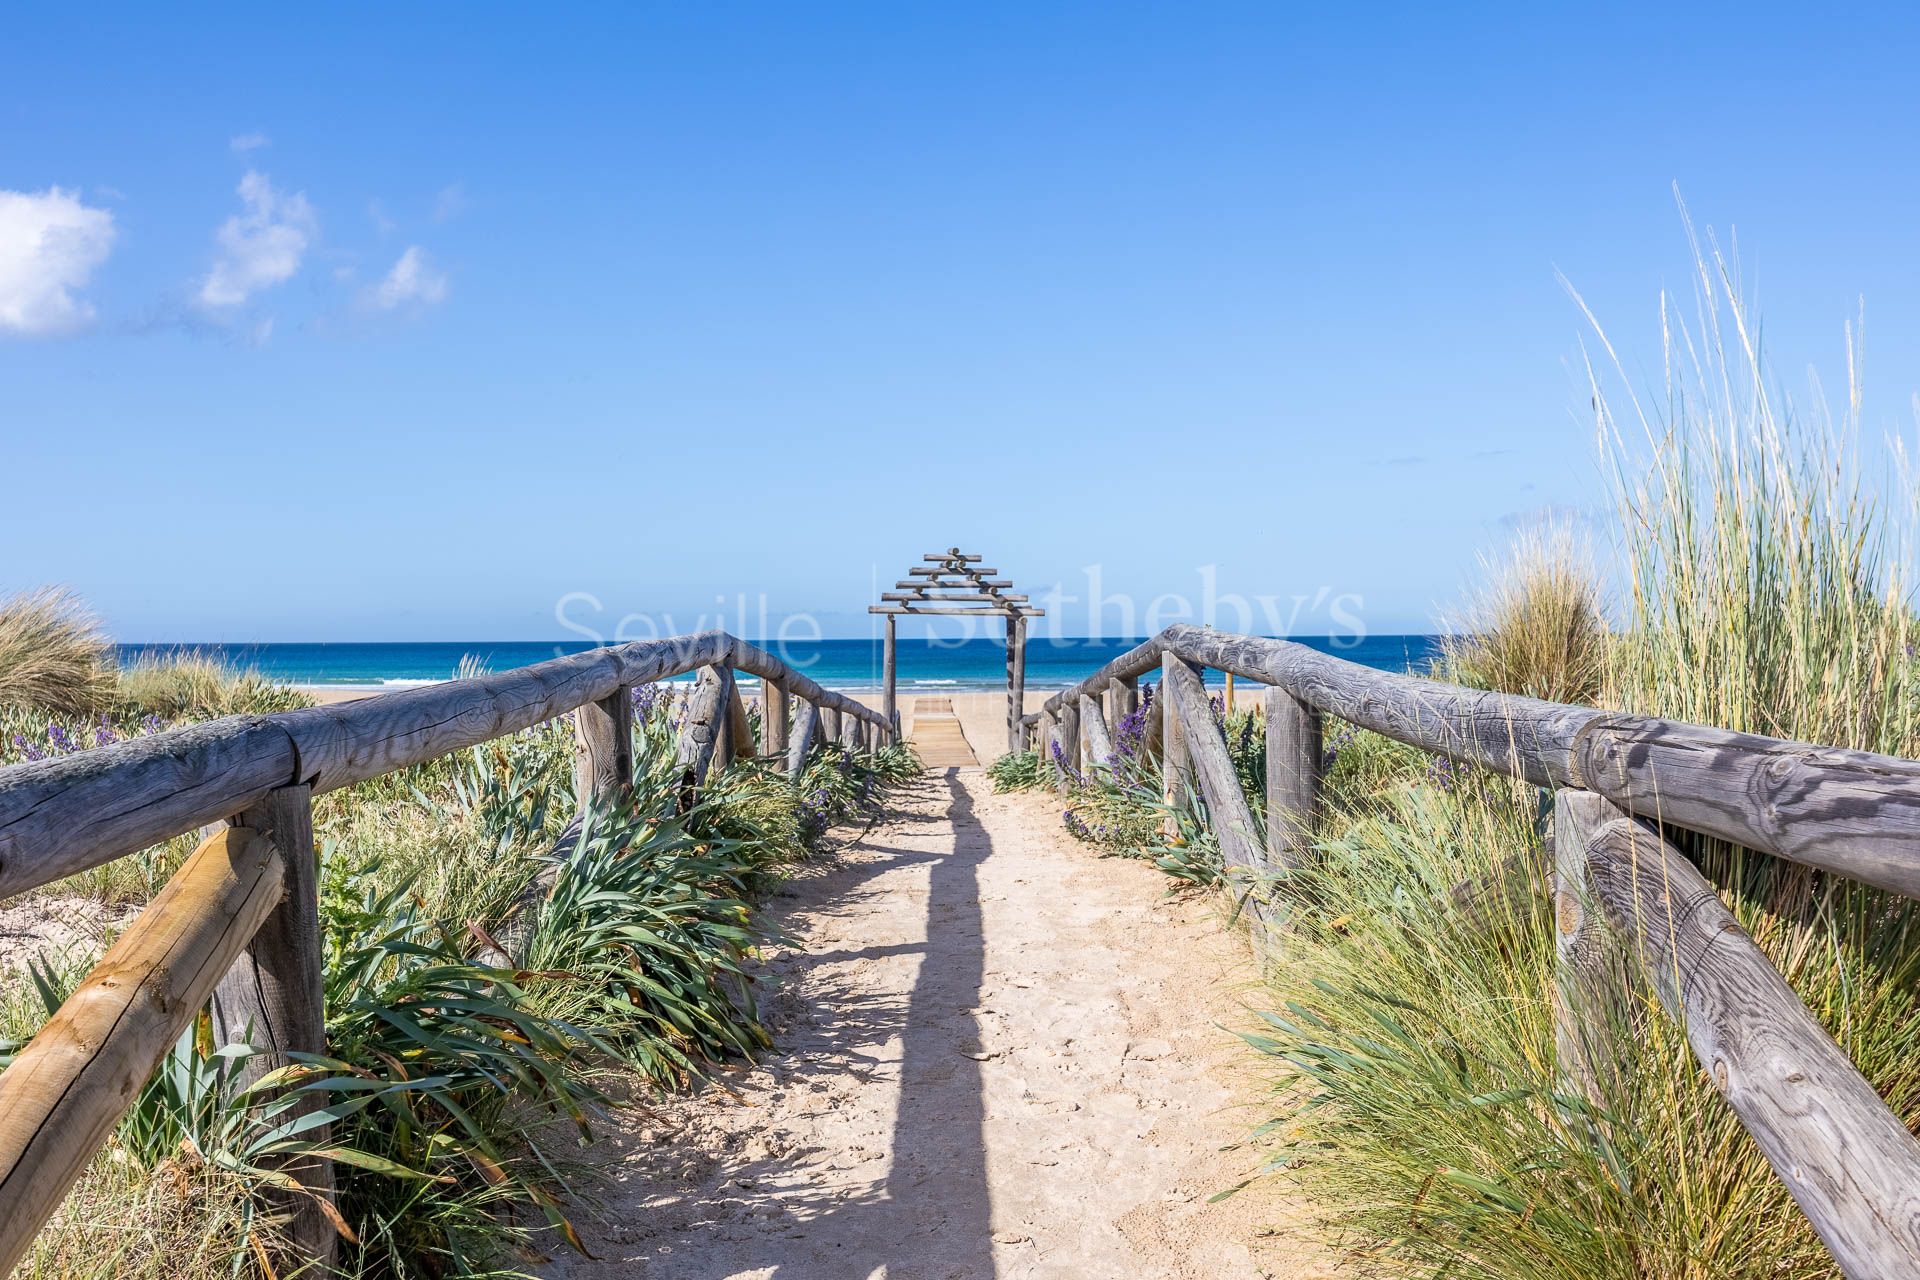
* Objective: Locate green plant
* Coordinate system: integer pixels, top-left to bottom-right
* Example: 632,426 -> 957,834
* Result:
987,749 -> 1046,792
315,865 -> 603,1275
1440,526 -> 1607,705
115,653 -> 311,719
523,796 -> 771,1087
0,587 -> 113,716
1238,232 -> 1920,1279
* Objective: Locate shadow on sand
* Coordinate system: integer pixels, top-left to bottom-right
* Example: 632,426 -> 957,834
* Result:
586,769 -> 998,1279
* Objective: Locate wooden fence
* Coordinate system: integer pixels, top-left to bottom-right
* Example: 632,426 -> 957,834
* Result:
1020,622 -> 1920,1279
0,631 -> 891,1275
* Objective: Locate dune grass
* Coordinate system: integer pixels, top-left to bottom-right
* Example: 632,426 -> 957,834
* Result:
0,670 -> 919,1277
1234,237 -> 1920,1278
1440,525 -> 1606,705
0,588 -> 114,717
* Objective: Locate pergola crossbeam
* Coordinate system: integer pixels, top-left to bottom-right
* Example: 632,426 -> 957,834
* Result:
874,547 -> 1034,748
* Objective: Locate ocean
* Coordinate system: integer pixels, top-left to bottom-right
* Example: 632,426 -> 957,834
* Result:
116,635 -> 1443,693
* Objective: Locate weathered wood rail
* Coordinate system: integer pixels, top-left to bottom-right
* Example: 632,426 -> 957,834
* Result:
0,631 -> 891,1276
1021,623 -> 1920,1279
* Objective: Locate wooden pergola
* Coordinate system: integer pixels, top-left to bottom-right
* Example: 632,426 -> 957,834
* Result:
869,547 -> 1043,751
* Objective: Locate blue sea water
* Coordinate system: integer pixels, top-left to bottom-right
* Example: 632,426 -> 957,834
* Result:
117,635 -> 1441,692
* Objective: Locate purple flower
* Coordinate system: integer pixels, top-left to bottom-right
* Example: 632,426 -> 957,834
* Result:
1425,754 -> 1458,791
630,683 -> 666,721
46,724 -> 75,754
142,714 -> 166,735
12,733 -> 46,763
1323,724 -> 1355,772
1050,740 -> 1084,787
1114,704 -> 1150,761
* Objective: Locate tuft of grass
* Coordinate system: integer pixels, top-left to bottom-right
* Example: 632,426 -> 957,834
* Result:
1440,525 -> 1607,705
0,587 -> 114,716
1240,222 -> 1920,1279
987,748 -> 1047,792
115,652 -> 311,719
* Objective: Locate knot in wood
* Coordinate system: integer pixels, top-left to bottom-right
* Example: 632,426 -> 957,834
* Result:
1554,890 -> 1580,937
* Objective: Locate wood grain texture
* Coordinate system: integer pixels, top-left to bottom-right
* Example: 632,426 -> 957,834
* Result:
1263,685 -> 1321,874
788,701 -> 819,774
209,786 -> 335,1271
1161,656 -> 1195,814
726,678 -> 755,762
0,827 -> 286,1278
882,615 -> 897,732
1567,714 -> 1920,899
1575,798 -> 1920,1277
1549,791 -> 1633,1113
573,689 -> 635,809
1056,701 -> 1081,796
1037,638 -> 1166,719
1164,659 -> 1263,875
284,632 -> 733,798
1079,693 -> 1115,767
674,667 -> 730,787
1007,614 -> 1028,754
0,716 -> 296,900
761,680 -> 790,768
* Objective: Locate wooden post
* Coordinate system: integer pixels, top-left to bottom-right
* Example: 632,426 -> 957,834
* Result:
573,688 -> 634,811
1161,655 -> 1195,815
726,677 -> 754,762
1569,793 -> 1920,1277
0,828 -> 288,1278
1117,673 -> 1138,721
209,786 -> 334,1272
673,666 -> 729,788
762,679 -> 790,769
1039,711 -> 1058,776
1550,790 -> 1632,1112
1007,614 -> 1028,754
788,700 -> 819,773
712,667 -> 740,766
1079,692 -> 1114,768
1056,699 -> 1081,794
1263,685 -> 1321,874
1224,671 -> 1235,714
822,704 -> 843,747
882,615 -> 898,735
1164,660 -> 1263,876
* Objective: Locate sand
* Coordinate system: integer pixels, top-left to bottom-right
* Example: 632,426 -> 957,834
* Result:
539,752 -> 1336,1279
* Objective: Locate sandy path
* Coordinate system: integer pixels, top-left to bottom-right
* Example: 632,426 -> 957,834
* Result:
544,768 -> 1335,1279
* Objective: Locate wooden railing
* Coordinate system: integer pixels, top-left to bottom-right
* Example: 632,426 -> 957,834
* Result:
1020,623 -> 1920,1279
0,631 -> 891,1275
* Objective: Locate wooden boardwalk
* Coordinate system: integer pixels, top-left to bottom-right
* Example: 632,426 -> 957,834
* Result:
907,696 -> 979,769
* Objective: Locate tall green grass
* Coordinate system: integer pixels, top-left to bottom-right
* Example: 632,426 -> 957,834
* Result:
1241,234 -> 1920,1278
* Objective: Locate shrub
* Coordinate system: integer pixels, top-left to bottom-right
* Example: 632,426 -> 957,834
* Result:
0,587 -> 113,716
115,652 -> 310,719
986,748 -> 1046,792
1242,230 -> 1920,1278
1441,525 -> 1607,705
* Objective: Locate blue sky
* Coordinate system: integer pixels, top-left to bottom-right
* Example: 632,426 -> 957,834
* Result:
6,3 -> 1920,640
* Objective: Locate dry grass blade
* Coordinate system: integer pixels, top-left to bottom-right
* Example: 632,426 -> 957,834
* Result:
0,588 -> 113,716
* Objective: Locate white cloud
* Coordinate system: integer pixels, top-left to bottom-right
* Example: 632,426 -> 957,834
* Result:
229,132 -> 270,153
0,187 -> 116,337
198,171 -> 316,308
366,246 -> 447,310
